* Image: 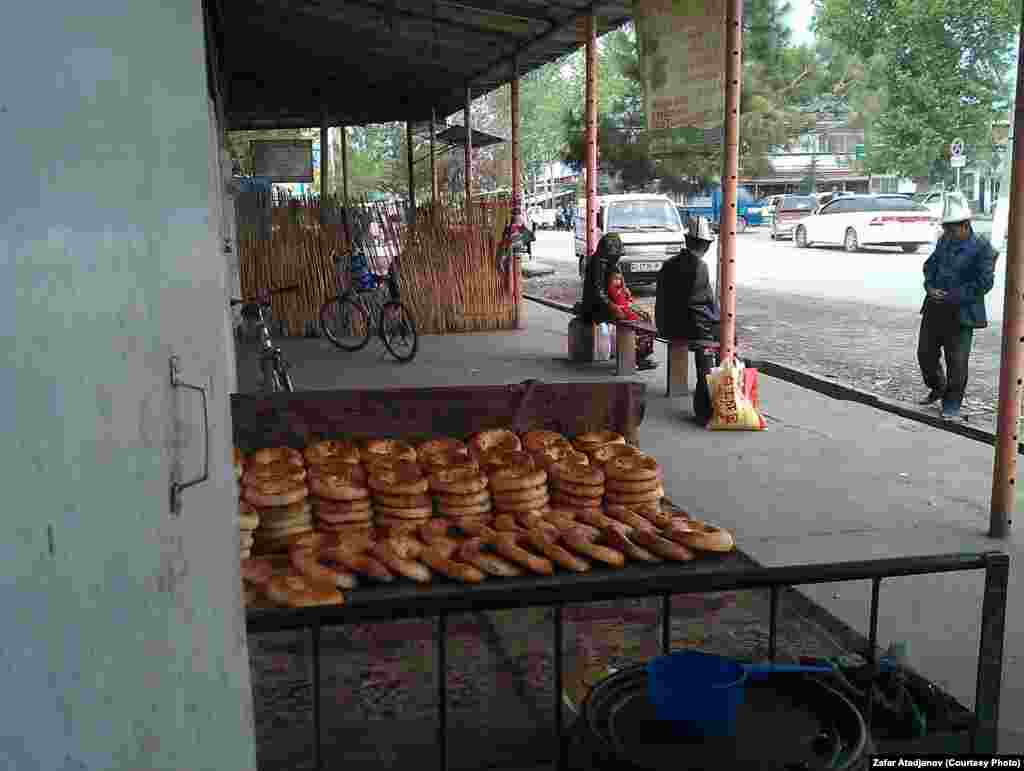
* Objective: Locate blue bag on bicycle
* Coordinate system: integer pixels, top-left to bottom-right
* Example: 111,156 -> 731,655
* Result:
350,253 -> 379,291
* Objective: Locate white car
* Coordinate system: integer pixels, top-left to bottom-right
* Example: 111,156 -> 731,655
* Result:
527,206 -> 557,229
792,194 -> 937,254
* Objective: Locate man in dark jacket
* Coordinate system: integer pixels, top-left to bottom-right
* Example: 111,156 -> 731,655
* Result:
580,232 -> 657,370
656,216 -> 721,425
917,198 -> 997,420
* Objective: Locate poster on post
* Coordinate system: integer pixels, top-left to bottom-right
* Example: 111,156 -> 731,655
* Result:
251,140 -> 314,183
633,0 -> 726,156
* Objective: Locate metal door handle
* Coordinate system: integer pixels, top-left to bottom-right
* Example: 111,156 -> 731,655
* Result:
170,355 -> 210,515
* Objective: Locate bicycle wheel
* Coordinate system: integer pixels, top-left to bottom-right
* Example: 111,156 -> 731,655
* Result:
320,295 -> 371,351
275,355 -> 295,393
260,357 -> 279,393
379,301 -> 418,363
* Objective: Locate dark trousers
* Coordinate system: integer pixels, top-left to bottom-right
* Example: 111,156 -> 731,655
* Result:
693,344 -> 720,425
917,301 -> 975,406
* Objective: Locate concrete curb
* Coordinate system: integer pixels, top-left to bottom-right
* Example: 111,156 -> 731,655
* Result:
523,293 -> 575,314
522,293 -> 1021,455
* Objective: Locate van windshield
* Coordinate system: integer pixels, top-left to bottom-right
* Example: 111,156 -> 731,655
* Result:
606,201 -> 681,231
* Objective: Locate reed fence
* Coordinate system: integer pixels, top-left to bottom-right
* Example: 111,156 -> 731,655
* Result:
236,191 -> 519,337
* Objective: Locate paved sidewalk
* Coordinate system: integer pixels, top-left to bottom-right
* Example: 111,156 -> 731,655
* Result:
238,299 -> 1021,752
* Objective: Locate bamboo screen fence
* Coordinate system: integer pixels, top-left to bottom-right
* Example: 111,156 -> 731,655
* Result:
237,191 -> 520,337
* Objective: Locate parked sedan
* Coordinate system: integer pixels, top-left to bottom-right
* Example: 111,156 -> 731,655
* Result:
793,194 -> 937,253
770,195 -> 818,240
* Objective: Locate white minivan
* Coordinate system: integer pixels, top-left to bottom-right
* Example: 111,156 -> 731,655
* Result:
575,194 -> 688,287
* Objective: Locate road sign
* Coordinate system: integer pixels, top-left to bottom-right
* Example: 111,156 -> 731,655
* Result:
950,138 -> 965,157
951,155 -> 967,168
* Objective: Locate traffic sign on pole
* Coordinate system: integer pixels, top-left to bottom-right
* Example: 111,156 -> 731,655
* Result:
951,155 -> 967,168
950,138 -> 965,157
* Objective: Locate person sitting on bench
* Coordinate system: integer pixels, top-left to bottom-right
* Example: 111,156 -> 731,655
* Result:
581,233 -> 658,370
656,215 -> 721,425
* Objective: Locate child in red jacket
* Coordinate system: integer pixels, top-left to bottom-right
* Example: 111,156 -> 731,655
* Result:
607,270 -> 651,323
607,269 -> 655,362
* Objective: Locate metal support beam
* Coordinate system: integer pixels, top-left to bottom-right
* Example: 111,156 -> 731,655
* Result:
465,86 -> 473,213
584,13 -> 598,259
407,121 -> 417,224
511,58 -> 520,212
340,125 -> 349,208
430,109 -> 439,204
990,7 -> 1024,539
511,58 -> 523,330
718,0 -> 743,362
320,113 -> 330,226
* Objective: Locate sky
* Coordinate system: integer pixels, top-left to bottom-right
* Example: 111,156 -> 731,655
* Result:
785,0 -> 817,46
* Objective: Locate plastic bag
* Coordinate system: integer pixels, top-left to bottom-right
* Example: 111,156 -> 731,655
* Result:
594,323 -> 613,361
707,358 -> 765,430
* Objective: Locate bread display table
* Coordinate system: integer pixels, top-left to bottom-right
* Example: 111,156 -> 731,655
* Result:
234,382 -> 1008,770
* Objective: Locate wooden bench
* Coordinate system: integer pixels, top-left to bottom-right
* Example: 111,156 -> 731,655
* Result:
613,319 -> 721,397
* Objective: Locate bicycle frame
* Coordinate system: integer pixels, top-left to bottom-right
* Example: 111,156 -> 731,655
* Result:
233,287 -> 297,392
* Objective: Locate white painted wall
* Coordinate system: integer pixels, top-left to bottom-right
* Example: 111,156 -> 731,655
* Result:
0,2 -> 256,769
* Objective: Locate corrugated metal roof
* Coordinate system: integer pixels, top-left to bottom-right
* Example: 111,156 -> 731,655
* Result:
213,0 -> 630,130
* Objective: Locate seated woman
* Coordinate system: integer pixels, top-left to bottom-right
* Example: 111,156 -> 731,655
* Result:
580,234 -> 658,370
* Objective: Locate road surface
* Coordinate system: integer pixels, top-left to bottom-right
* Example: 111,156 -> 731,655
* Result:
524,227 -> 1005,428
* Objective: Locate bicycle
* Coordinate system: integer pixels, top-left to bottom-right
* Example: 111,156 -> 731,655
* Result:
231,285 -> 299,392
319,254 -> 419,363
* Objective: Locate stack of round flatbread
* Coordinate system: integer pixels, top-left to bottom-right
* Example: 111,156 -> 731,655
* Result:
301,440 -> 373,538
547,458 -> 605,512
603,453 -> 664,512
417,438 -> 478,475
488,462 -> 549,516
429,466 -> 492,523
238,498 -> 259,559
367,461 -> 432,536
241,447 -> 313,553
573,430 -> 626,455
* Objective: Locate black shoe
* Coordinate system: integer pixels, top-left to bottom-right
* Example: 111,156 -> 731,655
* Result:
637,358 -> 659,371
918,389 -> 943,406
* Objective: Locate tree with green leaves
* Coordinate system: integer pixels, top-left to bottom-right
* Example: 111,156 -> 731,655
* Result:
817,0 -> 1019,180
560,3 -> 823,192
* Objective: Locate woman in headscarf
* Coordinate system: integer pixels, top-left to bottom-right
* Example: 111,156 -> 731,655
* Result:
580,233 -> 657,370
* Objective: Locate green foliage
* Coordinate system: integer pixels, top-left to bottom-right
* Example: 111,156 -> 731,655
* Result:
817,0 -> 1019,179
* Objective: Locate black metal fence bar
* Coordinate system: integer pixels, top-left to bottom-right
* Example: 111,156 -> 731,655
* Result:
865,577 -> 882,732
249,551 -> 1009,770
554,604 -> 566,771
769,585 -> 779,663
660,595 -> 671,655
438,612 -> 448,771
974,555 -> 1010,753
247,552 -> 1001,633
312,621 -> 321,771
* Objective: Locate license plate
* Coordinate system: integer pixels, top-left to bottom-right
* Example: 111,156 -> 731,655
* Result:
631,262 -> 660,272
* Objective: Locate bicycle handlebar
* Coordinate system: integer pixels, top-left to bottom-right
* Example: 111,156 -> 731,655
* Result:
229,285 -> 300,307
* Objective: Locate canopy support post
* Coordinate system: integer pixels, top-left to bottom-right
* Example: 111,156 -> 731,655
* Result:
719,0 -> 743,363
989,6 -> 1024,539
584,13 -> 598,259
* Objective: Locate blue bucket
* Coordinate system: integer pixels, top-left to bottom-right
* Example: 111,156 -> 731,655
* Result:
647,651 -> 747,737
647,652 -> 836,738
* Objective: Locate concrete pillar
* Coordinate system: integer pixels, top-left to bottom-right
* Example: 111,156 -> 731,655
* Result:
0,2 -> 256,767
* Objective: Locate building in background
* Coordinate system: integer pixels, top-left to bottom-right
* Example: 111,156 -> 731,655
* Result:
742,112 -> 871,197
